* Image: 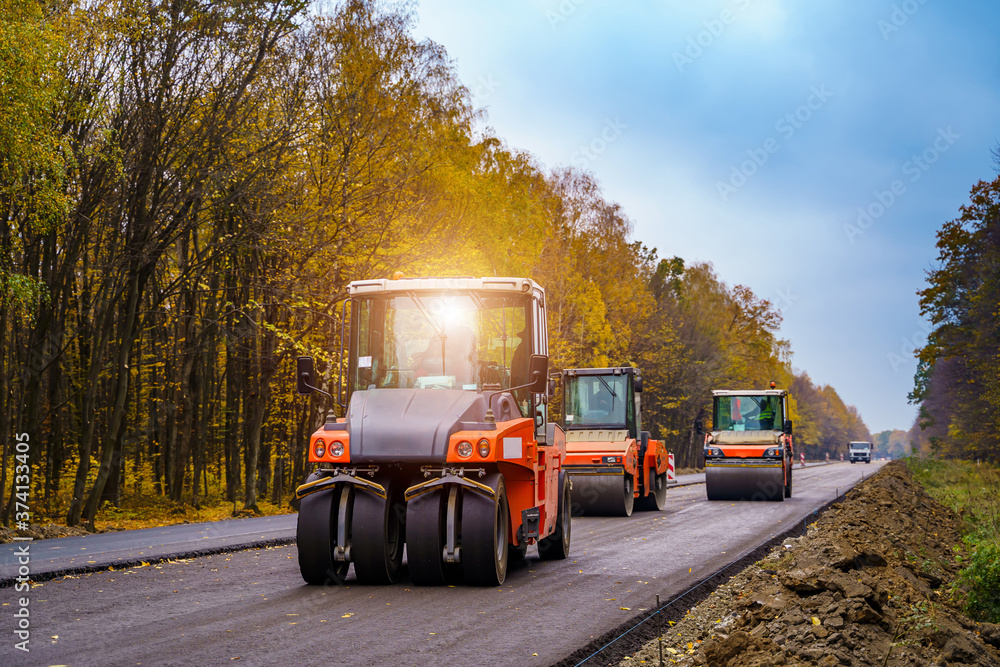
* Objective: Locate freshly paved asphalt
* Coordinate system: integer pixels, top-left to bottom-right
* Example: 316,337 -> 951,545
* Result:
0,463 -> 844,582
2,461 -> 883,666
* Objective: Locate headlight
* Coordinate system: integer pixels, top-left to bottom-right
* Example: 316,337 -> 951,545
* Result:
477,438 -> 491,458
763,447 -> 781,457
704,447 -> 723,457
331,441 -> 345,458
314,439 -> 326,458
457,441 -> 473,458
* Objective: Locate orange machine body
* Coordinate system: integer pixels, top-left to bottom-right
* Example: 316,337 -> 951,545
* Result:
701,388 -> 794,502
307,416 -> 566,549
294,276 -> 572,587
560,367 -> 671,516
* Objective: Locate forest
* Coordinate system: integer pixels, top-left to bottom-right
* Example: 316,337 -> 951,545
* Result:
0,0 -> 870,528
908,170 -> 1000,463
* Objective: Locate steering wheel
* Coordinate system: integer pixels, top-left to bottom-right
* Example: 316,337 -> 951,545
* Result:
479,361 -> 504,384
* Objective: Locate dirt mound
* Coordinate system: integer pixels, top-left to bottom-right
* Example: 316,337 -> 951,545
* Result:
626,461 -> 1000,666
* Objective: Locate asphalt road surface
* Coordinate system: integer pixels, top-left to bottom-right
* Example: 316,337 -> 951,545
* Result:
0,464 -> 836,582
3,461 -> 883,666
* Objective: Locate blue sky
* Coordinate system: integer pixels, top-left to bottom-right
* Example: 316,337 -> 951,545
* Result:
414,0 -> 1000,433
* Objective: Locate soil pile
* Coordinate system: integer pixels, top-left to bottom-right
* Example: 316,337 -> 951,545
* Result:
626,461 -> 1000,666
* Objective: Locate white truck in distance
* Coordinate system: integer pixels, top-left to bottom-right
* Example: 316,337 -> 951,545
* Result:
849,441 -> 872,464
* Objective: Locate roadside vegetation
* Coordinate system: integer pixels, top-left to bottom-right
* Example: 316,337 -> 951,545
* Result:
898,81 -> 1000,625
909,170 -> 1000,465
86,493 -> 289,533
909,457 -> 1000,623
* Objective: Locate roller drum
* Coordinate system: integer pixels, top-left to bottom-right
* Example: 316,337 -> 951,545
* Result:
569,472 -> 634,517
636,470 -> 667,512
705,462 -> 785,502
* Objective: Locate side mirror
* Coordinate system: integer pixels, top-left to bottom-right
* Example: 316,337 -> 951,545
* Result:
527,355 -> 548,394
634,376 -> 643,393
547,378 -> 557,397
297,356 -> 315,394
695,419 -> 704,435
783,419 -> 793,435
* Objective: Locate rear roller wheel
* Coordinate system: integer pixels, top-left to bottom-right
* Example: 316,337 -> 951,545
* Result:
351,477 -> 405,585
538,471 -> 571,561
706,465 -> 784,501
462,473 -> 509,586
570,473 -> 635,517
297,479 -> 351,585
406,489 -> 447,586
636,470 -> 667,511
623,474 -> 636,517
705,468 -> 724,501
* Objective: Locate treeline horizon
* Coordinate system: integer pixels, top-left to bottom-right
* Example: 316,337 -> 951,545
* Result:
0,0 -> 871,528
908,166 -> 1000,463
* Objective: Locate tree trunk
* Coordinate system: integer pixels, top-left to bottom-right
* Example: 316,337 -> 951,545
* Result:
224,341 -> 241,502
0,299 -> 9,525
83,266 -> 149,528
68,286 -> 115,526
242,390 -> 267,513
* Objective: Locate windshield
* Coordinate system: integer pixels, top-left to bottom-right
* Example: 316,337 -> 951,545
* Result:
850,443 -> 870,450
564,374 -> 630,428
713,394 -> 783,431
350,293 -> 530,396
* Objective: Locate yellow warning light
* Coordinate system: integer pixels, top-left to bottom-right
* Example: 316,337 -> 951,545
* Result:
392,271 -> 405,280
770,381 -> 776,388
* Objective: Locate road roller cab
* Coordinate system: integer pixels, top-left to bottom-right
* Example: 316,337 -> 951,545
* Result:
698,387 -> 794,501
294,277 -> 571,587
560,367 -> 670,516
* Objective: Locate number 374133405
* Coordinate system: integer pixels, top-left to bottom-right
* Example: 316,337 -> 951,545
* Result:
14,433 -> 30,519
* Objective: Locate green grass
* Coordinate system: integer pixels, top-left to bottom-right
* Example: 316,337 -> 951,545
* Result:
908,458 -> 1000,623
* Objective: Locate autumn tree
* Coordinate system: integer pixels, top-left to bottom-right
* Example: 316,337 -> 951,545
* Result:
911,175 -> 1000,462
0,0 -> 872,526
0,0 -> 72,520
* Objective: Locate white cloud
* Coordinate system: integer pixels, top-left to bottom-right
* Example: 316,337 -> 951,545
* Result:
733,0 -> 789,41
